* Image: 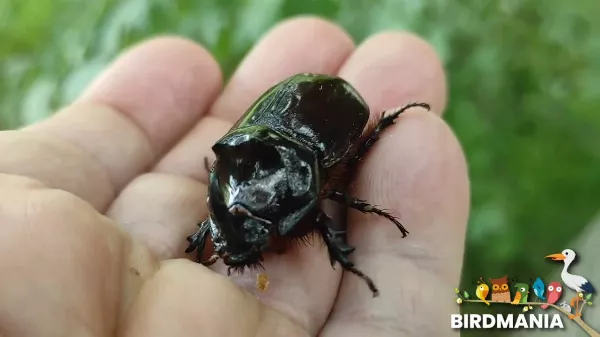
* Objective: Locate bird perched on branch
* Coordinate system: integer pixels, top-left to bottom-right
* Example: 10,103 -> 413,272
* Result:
476,282 -> 491,306
532,277 -> 546,302
541,281 -> 562,310
489,275 -> 511,302
512,283 -> 529,305
546,249 -> 596,319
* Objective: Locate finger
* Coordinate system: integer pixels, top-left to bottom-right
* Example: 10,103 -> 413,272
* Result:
323,112 -> 469,336
10,37 -> 221,211
107,17 -> 355,335
77,36 -> 222,157
0,175 -> 158,337
338,31 -> 447,115
209,16 -> 355,122
320,33 -> 468,336
119,260 -> 309,337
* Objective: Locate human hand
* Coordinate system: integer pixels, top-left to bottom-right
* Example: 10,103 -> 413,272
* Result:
0,17 -> 469,336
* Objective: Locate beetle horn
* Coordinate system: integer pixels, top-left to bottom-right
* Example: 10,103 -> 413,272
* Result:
228,204 -> 273,225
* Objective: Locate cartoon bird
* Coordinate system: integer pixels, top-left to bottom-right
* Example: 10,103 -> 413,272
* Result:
541,281 -> 562,310
532,277 -> 546,302
546,249 -> 596,318
476,283 -> 491,306
512,283 -> 529,305
558,301 -> 572,313
489,275 -> 511,302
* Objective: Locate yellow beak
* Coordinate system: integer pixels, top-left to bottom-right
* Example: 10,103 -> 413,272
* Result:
546,253 -> 566,261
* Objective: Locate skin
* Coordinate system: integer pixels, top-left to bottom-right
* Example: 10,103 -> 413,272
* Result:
0,17 -> 469,337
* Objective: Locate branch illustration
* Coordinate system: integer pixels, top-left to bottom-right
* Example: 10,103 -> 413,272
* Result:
455,297 -> 599,337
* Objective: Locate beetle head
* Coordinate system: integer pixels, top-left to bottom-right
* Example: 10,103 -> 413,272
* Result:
206,126 -> 318,266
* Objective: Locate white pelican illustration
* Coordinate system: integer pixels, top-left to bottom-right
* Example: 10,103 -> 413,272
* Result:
546,249 -> 596,319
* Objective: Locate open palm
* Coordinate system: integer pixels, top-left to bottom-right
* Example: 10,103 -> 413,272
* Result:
0,17 -> 469,336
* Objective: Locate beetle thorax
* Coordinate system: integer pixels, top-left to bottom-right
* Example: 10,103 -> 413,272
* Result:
206,127 -> 319,266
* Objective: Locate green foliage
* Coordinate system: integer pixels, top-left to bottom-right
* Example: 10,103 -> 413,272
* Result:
1,2 -> 600,335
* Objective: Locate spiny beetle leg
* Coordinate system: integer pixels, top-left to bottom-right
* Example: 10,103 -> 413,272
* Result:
316,211 -> 379,297
185,219 -> 211,263
325,190 -> 409,237
348,102 -> 430,170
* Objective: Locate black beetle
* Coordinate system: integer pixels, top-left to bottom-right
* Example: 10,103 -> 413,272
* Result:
185,73 -> 430,297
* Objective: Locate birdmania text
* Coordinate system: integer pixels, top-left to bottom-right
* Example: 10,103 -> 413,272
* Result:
451,313 -> 564,329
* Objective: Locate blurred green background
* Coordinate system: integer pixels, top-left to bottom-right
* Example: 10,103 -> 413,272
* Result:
1,0 -> 599,335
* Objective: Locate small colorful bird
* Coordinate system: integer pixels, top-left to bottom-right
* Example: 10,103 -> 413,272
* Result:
512,283 -> 529,304
476,282 -> 491,306
532,277 -> 546,301
541,281 -> 563,309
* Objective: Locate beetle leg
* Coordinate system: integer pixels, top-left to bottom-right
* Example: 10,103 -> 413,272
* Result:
316,211 -> 380,297
348,102 -> 430,169
325,190 -> 409,237
185,219 -> 211,263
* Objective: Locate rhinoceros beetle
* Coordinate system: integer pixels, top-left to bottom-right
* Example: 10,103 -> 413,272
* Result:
185,73 -> 430,297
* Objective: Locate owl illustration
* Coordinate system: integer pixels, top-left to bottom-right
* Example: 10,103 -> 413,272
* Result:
489,275 -> 511,302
